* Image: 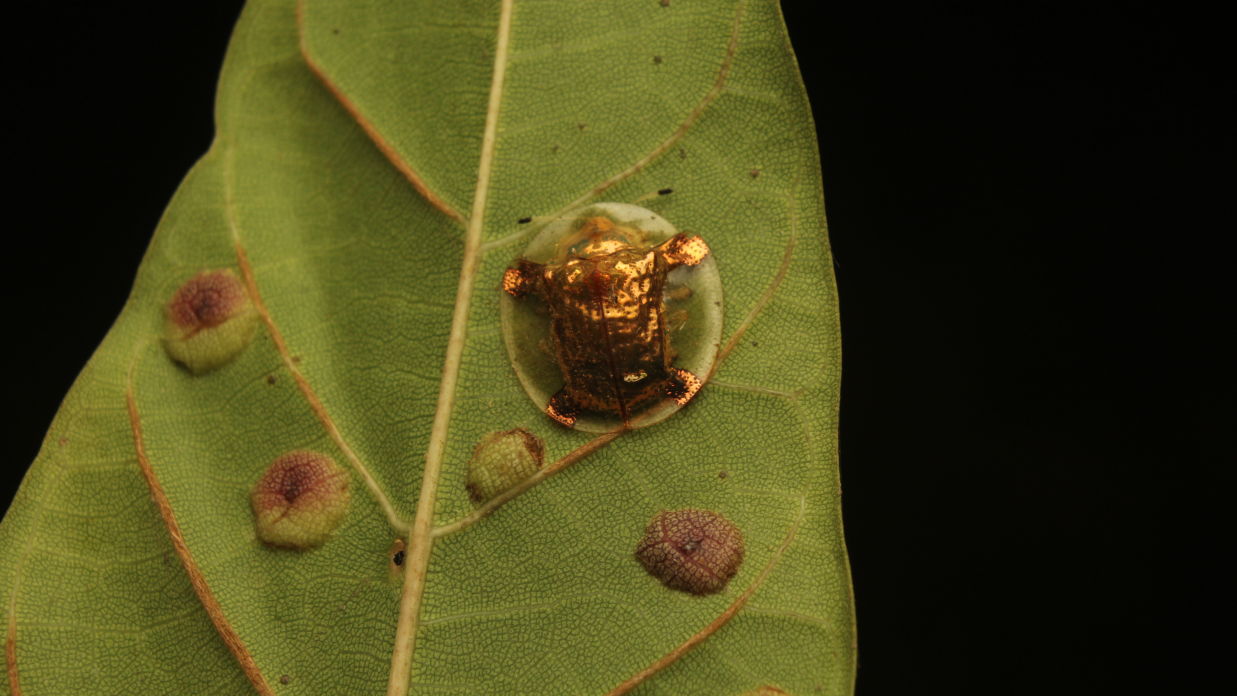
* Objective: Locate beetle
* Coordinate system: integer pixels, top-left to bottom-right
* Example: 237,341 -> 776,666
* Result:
502,214 -> 711,427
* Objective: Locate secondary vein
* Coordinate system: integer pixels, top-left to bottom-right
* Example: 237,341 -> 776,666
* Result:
126,348 -> 274,696
296,0 -> 467,225
432,196 -> 799,538
431,428 -> 623,538
478,0 -> 750,256
605,497 -> 807,696
5,598 -> 19,696
222,143 -> 407,536
386,1 -> 515,694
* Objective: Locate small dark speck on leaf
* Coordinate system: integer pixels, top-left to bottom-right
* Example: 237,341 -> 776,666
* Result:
266,375 -> 276,385
677,147 -> 687,159
713,300 -> 721,306
653,55 -> 663,65
750,341 -> 759,347
58,436 -> 69,447
660,0 -> 671,7
577,123 -> 587,131
658,188 -> 673,196
393,550 -> 406,566
280,675 -> 291,685
749,168 -> 761,178
331,28 -> 339,35
518,216 -> 532,224
292,356 -> 302,364
719,471 -> 728,479
551,144 -> 560,154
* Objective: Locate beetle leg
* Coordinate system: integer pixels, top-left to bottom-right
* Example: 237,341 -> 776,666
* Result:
659,233 -> 710,269
665,309 -> 689,333
502,260 -> 544,298
664,284 -> 694,303
665,367 -> 703,406
546,389 -> 579,427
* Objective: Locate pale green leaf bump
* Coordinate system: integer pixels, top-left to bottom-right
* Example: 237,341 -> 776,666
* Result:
465,429 -> 545,504
250,450 -> 351,549
2,1 -> 852,695
162,268 -> 261,374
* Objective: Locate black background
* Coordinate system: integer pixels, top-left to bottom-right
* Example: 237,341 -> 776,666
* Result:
4,3 -> 1223,695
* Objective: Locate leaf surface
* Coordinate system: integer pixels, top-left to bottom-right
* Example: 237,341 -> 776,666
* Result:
1,1 -> 853,694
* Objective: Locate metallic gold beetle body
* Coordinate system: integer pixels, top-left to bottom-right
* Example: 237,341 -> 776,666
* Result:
503,216 -> 709,427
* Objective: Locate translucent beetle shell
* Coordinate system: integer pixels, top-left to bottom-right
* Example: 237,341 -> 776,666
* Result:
500,203 -> 723,432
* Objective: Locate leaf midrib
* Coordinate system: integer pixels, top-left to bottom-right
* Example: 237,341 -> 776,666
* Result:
293,0 -> 762,691
385,1 -> 516,693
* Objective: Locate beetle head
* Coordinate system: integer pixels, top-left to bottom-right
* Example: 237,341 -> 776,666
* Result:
555,216 -> 646,261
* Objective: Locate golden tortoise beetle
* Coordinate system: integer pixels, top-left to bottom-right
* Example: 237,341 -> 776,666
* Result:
500,203 -> 722,431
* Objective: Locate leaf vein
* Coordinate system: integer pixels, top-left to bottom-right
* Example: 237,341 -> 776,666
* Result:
710,191 -> 800,374
604,496 -> 807,696
707,379 -> 802,401
553,0 -> 750,215
125,359 -> 274,696
389,1 -> 516,693
224,141 -> 408,536
295,0 -> 467,225
5,598 -> 19,696
479,0 -> 751,254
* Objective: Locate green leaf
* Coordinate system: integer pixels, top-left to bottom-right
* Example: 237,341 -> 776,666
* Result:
1,0 -> 853,694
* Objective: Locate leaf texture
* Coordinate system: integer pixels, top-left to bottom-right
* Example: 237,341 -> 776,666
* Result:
1,1 -> 853,694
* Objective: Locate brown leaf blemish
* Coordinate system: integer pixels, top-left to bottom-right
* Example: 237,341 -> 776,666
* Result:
635,508 -> 744,595
466,428 -> 545,503
251,451 -> 350,549
162,269 -> 259,374
166,269 -> 248,330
